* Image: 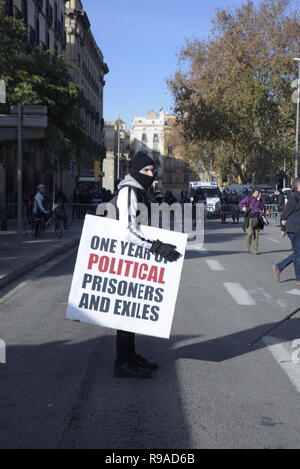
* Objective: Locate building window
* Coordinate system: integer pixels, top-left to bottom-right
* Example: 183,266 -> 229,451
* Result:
142,133 -> 147,142
175,158 -> 183,169
153,133 -> 159,143
22,0 -> 28,24
54,1 -> 58,32
166,173 -> 172,184
35,14 -> 40,44
45,29 -> 50,50
165,158 -> 173,171
176,173 -> 183,184
5,0 -> 13,16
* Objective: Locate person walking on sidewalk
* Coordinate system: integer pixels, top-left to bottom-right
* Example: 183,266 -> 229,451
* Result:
114,151 -> 181,379
32,184 -> 49,237
239,188 -> 265,254
271,188 -> 285,226
55,189 -> 69,230
273,178 -> 300,284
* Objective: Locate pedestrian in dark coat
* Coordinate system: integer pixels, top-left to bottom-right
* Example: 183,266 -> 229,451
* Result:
279,178 -> 300,283
114,151 -> 181,379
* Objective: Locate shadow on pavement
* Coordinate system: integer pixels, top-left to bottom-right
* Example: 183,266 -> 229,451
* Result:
1,317 -> 300,448
174,318 -> 300,363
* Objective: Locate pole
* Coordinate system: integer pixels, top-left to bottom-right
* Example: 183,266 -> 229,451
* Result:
117,118 -> 120,181
249,307 -> 300,347
295,60 -> 300,179
17,103 -> 22,243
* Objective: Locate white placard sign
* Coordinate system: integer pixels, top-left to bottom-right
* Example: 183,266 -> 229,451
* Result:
66,215 -> 187,339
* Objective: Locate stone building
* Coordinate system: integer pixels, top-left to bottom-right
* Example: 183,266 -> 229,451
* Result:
103,119 -> 131,193
130,110 -> 194,197
1,0 -> 109,204
65,0 -> 109,190
2,0 -> 68,205
6,0 -> 66,54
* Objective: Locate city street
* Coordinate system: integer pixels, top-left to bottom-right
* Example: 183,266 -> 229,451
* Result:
1,220 -> 300,449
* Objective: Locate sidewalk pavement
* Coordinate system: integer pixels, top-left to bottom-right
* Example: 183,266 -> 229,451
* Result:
0,220 -> 83,289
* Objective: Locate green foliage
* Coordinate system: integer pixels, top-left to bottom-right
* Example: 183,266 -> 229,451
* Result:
168,0 -> 300,183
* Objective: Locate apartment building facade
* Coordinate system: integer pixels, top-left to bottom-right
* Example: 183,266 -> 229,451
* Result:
65,0 -> 109,181
103,119 -> 131,192
2,0 -> 109,202
130,110 -> 165,186
2,0 -> 68,204
5,0 -> 66,54
130,110 -> 194,196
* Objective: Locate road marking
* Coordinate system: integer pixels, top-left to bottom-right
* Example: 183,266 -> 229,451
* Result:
266,237 -> 281,244
276,299 -> 287,308
186,244 -> 207,251
0,248 -> 77,305
262,336 -> 300,393
205,260 -> 225,271
0,280 -> 29,305
287,289 -> 300,296
224,283 -> 257,305
256,287 -> 275,305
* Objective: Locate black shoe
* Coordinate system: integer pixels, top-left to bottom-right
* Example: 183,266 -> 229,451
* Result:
134,354 -> 158,371
113,361 -> 152,379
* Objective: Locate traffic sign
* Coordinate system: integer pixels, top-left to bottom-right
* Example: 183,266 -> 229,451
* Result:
0,81 -> 6,104
0,114 -> 48,128
10,105 -> 47,115
0,128 -> 45,141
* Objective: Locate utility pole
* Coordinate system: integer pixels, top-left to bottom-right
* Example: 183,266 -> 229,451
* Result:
17,103 -> 22,243
117,118 -> 120,181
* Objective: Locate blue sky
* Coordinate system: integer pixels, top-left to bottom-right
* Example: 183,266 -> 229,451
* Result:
82,0 -> 293,128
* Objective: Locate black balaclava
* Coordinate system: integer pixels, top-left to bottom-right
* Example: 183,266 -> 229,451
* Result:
130,151 -> 156,190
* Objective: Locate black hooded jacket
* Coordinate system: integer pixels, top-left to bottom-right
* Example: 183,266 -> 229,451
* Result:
281,191 -> 300,233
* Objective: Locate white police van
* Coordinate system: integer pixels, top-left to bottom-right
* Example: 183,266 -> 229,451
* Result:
189,181 -> 221,217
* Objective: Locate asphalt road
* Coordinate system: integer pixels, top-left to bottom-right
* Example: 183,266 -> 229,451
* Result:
1,221 -> 300,449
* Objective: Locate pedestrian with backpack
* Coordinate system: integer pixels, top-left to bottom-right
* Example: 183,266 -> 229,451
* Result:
112,151 -> 181,379
239,188 -> 265,255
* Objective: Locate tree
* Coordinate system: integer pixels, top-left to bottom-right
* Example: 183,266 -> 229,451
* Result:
168,0 -> 300,184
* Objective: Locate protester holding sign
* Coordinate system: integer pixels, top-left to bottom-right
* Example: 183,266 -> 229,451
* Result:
67,152 -> 186,380
114,151 -> 181,379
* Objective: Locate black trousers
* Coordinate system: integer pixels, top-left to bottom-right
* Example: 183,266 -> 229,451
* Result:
116,330 -> 136,364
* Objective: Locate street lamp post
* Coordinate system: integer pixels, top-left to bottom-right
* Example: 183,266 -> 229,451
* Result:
293,58 -> 300,179
117,118 -> 121,182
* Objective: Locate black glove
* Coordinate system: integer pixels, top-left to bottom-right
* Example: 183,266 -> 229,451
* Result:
150,239 -> 181,262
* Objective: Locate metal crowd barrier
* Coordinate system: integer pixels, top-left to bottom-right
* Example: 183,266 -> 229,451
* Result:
71,204 -> 98,220
218,204 -> 279,224
264,204 -> 280,224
